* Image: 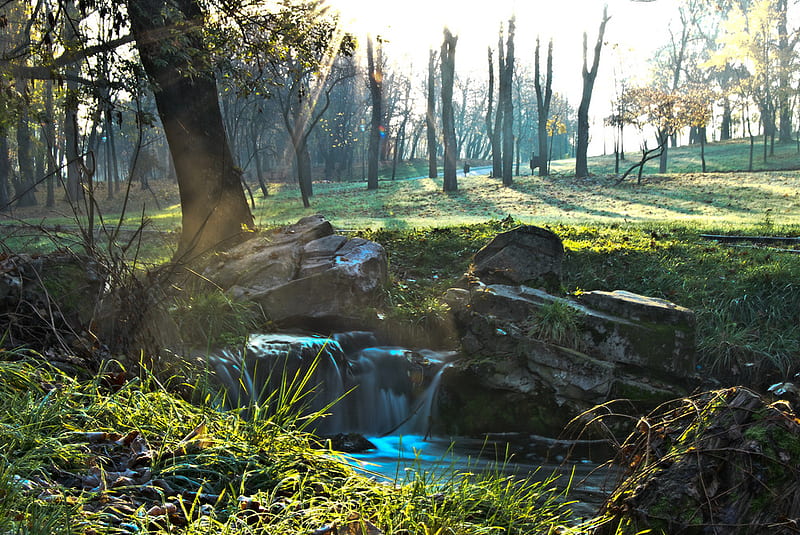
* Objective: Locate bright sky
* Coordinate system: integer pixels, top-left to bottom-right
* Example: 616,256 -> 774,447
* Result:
328,0 -> 678,153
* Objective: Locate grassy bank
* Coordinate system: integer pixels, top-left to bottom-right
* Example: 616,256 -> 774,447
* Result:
359,219 -> 800,385
0,355 -> 580,534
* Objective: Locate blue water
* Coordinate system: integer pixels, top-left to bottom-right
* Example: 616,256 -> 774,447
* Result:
343,434 -> 617,519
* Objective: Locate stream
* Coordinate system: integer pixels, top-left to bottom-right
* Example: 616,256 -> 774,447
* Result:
210,332 -> 619,519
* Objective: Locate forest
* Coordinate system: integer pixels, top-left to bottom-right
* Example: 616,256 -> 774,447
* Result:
2,0 -> 800,533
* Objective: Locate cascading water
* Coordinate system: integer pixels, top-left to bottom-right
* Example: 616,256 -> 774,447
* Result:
209,332 -> 616,515
209,332 -> 456,437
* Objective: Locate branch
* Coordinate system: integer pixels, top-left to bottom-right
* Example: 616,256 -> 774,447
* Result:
10,33 -> 136,81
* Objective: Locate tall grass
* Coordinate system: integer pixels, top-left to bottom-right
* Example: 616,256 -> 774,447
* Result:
0,350 -> 581,534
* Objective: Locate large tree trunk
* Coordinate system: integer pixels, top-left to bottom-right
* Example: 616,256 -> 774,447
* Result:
426,49 -> 438,178
367,36 -> 382,190
126,0 -> 253,259
576,7 -> 609,178
534,38 -> 553,177
777,0 -> 793,143
441,28 -> 458,192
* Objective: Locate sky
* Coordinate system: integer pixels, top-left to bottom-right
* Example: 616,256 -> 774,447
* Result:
326,0 -> 680,154
328,0 -> 676,89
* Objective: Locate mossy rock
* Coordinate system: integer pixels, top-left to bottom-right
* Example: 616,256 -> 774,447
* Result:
593,387 -> 800,535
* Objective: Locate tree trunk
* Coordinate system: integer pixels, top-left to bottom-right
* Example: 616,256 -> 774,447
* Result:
0,133 -> 9,211
14,89 -> 37,207
576,7 -> 609,178
777,0 -> 793,143
44,77 -> 56,208
501,17 -> 515,186
659,131 -> 669,173
493,28 -> 505,180
720,97 -> 732,141
126,0 -> 253,258
485,47 -> 496,176
294,137 -> 312,208
534,38 -> 553,177
426,49 -> 438,178
367,36 -> 382,190
441,28 -> 458,192
700,126 -> 706,173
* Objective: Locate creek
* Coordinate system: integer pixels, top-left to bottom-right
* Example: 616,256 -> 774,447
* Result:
209,332 -> 618,519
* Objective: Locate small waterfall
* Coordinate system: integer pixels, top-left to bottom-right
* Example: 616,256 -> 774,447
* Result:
209,332 -> 456,436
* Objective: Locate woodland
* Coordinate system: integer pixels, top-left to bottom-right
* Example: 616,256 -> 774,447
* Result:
2,0 -> 800,533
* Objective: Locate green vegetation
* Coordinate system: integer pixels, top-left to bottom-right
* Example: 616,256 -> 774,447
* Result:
526,301 -> 584,349
0,354 -> 580,534
2,143 -> 800,533
358,219 -> 800,383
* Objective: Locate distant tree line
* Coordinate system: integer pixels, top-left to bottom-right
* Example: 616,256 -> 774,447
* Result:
2,0 -> 797,254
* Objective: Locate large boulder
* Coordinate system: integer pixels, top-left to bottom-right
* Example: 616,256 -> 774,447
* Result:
203,215 -> 388,330
472,225 -> 563,289
436,226 -> 697,437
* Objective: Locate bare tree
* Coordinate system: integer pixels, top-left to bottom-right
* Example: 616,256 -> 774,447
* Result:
576,5 -> 610,178
501,16 -> 515,186
367,35 -> 383,190
534,37 -> 553,176
426,49 -> 438,178
441,27 -> 458,192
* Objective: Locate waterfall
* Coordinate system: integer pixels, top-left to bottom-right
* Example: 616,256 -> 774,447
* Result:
209,332 -> 456,436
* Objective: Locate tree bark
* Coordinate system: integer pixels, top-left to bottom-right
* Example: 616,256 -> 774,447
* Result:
14,86 -> 37,207
485,47 -> 497,176
441,28 -> 458,192
777,0 -> 793,142
367,36 -> 382,190
576,7 -> 609,178
534,37 -> 553,177
126,0 -> 253,258
493,27 -> 505,180
426,49 -> 438,178
0,133 -> 10,212
501,17 -> 515,186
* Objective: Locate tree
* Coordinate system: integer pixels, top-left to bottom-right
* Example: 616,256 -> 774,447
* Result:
485,47 -> 496,171
366,35 -> 382,190
491,26 -> 505,179
426,49 -> 437,178
500,17 -> 515,186
258,6 -> 355,206
576,6 -> 610,178
534,37 -> 553,176
622,86 -> 706,175
125,0 -> 253,258
440,27 -> 458,192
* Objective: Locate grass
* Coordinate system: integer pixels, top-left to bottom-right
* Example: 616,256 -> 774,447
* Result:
357,219 -> 800,384
0,352 -> 582,534
3,138 -> 800,239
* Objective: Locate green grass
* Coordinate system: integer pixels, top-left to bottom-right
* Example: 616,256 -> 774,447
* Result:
360,220 -> 800,384
0,353 -> 581,534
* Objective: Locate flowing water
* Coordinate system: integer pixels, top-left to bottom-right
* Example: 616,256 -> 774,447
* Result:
210,332 -> 618,518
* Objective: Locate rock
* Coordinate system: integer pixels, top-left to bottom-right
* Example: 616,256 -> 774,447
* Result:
204,215 -> 388,329
0,252 -> 106,358
472,225 -> 563,288
322,433 -> 376,453
439,281 -> 696,436
592,388 -> 800,534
